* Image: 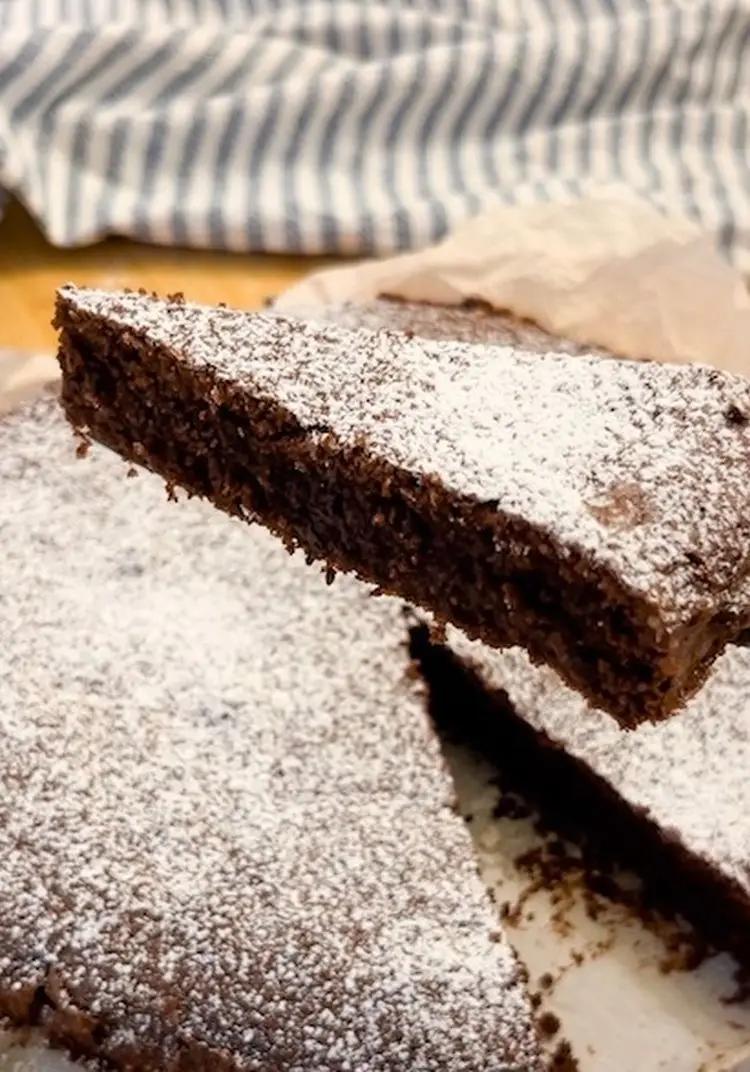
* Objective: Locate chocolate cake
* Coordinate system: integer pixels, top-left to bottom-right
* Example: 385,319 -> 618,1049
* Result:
55,285 -> 750,728
413,623 -> 750,967
0,393 -> 544,1071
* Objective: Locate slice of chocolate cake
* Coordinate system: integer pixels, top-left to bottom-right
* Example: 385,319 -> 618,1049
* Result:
55,285 -> 750,728
0,393 -> 544,1071
413,623 -> 750,968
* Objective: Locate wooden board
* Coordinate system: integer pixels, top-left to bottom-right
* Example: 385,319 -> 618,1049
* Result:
0,200 -> 331,352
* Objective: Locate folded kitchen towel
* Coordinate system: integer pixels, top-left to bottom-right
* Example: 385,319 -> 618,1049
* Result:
1,0 -> 749,267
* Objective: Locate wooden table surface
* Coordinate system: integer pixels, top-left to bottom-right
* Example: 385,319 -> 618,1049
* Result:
0,200 -> 330,353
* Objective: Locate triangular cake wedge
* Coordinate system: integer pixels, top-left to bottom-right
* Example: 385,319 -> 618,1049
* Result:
0,393 -> 545,1072
412,623 -> 750,970
55,285 -> 750,728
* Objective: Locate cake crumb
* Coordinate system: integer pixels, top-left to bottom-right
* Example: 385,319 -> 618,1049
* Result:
551,1039 -> 579,1070
537,1011 -> 561,1038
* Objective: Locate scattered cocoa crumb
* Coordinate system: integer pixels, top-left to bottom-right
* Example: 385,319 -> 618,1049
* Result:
529,991 -> 542,1010
74,431 -> 91,458
539,972 -> 555,990
492,778 -> 712,974
537,1011 -> 560,1038
592,933 -> 616,958
551,1039 -> 579,1070
126,467 -> 138,479
501,871 -> 547,927
725,403 -> 749,426
404,661 -> 421,683
659,933 -> 709,974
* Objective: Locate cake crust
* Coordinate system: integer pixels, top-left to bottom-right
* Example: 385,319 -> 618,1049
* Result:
55,285 -> 750,727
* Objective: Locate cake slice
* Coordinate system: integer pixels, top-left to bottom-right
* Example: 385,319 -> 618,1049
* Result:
0,392 -> 544,1071
412,622 -> 750,968
55,285 -> 750,728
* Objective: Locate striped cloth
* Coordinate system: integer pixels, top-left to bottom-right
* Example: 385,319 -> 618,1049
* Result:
1,0 -> 749,268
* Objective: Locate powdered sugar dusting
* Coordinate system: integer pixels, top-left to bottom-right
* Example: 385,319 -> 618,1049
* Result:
449,626 -> 750,901
0,394 -> 542,1071
59,285 -> 750,631
277,297 -> 603,355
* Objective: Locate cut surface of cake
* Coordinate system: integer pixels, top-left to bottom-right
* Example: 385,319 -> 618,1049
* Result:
0,393 -> 544,1071
55,285 -> 750,727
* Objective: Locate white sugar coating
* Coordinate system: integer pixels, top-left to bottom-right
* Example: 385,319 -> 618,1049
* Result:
276,297 -> 603,356
59,285 -> 750,632
0,395 -> 543,1072
448,625 -> 750,899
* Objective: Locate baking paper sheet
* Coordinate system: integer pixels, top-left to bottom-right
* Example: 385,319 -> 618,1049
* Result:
3,197 -> 750,1069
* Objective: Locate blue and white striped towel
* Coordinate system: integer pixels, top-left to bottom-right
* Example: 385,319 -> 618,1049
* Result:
1,1 -> 749,268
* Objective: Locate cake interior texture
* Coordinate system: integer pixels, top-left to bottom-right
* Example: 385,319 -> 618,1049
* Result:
55,286 -> 750,728
0,394 -> 544,1072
